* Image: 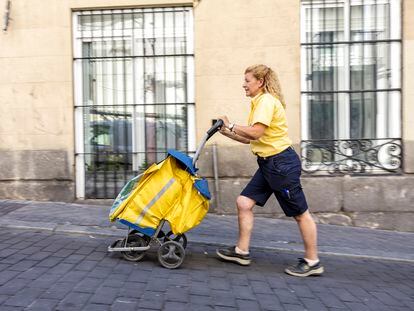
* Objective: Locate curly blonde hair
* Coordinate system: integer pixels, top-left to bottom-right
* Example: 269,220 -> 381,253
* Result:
245,64 -> 286,108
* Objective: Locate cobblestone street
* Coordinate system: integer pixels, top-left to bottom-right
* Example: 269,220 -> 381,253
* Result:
0,227 -> 413,311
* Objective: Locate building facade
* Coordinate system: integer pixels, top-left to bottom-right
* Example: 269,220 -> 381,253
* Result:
0,0 -> 413,231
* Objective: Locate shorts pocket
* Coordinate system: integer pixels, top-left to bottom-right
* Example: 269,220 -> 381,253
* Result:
272,156 -> 301,176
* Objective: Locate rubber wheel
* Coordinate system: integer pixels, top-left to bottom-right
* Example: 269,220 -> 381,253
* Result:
164,231 -> 187,249
121,234 -> 147,262
157,241 -> 185,269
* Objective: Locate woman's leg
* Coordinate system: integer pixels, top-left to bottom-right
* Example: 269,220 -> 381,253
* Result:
294,210 -> 318,260
236,195 -> 256,252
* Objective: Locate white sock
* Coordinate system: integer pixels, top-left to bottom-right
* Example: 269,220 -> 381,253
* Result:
304,258 -> 319,267
235,246 -> 249,255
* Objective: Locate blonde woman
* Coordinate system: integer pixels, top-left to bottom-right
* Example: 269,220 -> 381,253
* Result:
216,64 -> 324,277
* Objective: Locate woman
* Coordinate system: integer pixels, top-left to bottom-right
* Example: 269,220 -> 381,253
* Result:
216,64 -> 324,277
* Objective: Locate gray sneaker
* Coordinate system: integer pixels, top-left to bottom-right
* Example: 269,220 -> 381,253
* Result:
284,258 -> 324,277
216,246 -> 251,266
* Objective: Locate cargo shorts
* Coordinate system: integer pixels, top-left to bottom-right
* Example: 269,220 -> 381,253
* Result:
240,146 -> 308,217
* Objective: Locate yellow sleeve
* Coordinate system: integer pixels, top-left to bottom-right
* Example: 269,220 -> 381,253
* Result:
251,95 -> 275,127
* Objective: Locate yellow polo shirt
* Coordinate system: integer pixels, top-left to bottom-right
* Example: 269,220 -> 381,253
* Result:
248,92 -> 292,157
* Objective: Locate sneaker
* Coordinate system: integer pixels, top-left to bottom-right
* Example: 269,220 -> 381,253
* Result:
216,246 -> 251,266
284,258 -> 324,277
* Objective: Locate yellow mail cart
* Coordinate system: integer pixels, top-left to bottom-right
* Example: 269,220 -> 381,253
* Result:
108,120 -> 223,269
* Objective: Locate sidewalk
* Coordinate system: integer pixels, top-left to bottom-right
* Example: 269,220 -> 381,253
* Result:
0,199 -> 413,263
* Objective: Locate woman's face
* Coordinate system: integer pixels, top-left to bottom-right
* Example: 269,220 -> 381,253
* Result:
243,72 -> 263,97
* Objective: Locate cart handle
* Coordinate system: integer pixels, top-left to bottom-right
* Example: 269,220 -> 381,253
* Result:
192,119 -> 224,166
206,119 -> 224,140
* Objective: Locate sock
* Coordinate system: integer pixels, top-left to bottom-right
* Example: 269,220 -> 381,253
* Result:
235,246 -> 249,255
304,258 -> 319,267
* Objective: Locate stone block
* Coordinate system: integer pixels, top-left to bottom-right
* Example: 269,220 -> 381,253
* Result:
312,213 -> 353,227
301,177 -> 343,212
403,140 -> 414,173
0,150 -> 71,180
0,181 -> 74,202
213,178 -> 286,215
343,176 -> 414,212
351,212 -> 414,232
197,144 -> 256,178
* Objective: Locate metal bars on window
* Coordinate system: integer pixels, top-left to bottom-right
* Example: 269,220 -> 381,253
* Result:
73,7 -> 195,198
300,0 -> 402,175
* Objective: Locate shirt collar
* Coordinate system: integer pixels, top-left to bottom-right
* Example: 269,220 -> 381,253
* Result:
251,91 -> 264,105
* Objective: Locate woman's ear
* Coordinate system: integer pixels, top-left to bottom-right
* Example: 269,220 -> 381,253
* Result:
259,78 -> 264,88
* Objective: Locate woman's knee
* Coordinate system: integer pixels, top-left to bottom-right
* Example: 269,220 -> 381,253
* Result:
294,210 -> 312,222
236,196 -> 255,212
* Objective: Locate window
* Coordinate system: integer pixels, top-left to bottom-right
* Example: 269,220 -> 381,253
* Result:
300,0 -> 402,174
73,7 -> 195,198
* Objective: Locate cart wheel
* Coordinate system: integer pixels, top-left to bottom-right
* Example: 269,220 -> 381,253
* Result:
164,231 -> 187,249
157,241 -> 185,269
121,234 -> 147,262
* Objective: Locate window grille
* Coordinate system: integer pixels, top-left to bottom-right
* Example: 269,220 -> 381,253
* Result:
73,7 -> 195,198
300,0 -> 402,175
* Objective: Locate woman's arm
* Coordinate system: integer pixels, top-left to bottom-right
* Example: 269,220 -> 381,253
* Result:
217,115 -> 266,143
232,123 -> 266,140
220,127 -> 250,144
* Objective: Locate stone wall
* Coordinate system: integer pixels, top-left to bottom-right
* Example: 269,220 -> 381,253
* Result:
198,144 -> 414,232
0,150 -> 74,201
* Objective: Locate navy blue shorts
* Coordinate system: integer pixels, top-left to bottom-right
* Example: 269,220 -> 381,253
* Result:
240,146 -> 308,217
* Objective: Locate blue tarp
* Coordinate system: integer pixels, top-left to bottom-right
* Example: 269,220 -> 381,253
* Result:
167,149 -> 198,175
167,149 -> 211,200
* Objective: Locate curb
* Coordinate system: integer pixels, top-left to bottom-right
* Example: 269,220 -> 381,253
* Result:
2,222 -> 413,264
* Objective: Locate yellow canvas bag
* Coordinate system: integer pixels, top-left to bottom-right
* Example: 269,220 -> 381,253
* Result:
109,155 -> 209,234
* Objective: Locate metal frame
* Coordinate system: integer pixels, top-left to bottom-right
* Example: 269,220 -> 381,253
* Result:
300,0 -> 402,175
73,7 -> 195,198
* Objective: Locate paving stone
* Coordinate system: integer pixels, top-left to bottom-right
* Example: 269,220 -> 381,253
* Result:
74,277 -> 106,293
82,303 -> 111,311
25,298 -> 59,311
189,294 -> 212,306
0,305 -> 25,310
313,291 -> 348,309
165,286 -> 189,302
0,271 -> 21,286
274,288 -> 301,305
209,277 -> 231,291
27,273 -> 62,289
189,305 -> 214,311
0,218 -> 413,311
369,291 -> 406,307
231,285 -> 256,300
56,292 -> 92,310
59,270 -> 86,283
117,282 -> 146,298
145,277 -> 168,292
250,280 -> 273,294
138,298 -> 164,310
89,286 -> 119,305
255,293 -> 283,310
163,301 -> 191,311
211,290 -> 237,307
189,281 -> 210,296
282,303 -> 307,311
9,260 -> 38,272
3,288 -> 43,307
288,284 -> 314,298
299,297 -> 329,311
0,279 -> 29,295
344,302 -> 371,311
214,306 -> 237,311
110,298 -> 139,311
236,299 -> 261,311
